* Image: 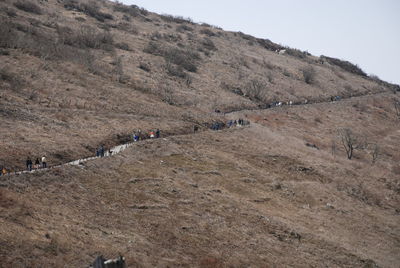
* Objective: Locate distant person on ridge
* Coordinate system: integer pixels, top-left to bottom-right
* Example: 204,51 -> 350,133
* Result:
26,157 -> 33,171
149,130 -> 155,138
1,167 -> 7,176
156,129 -> 160,138
100,145 -> 105,157
41,156 -> 47,168
35,158 -> 40,169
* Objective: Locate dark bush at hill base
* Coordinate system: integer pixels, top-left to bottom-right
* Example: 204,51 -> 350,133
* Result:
321,55 -> 367,77
62,0 -> 113,22
13,1 -> 42,15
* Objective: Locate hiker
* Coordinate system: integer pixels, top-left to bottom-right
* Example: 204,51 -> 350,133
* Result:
155,129 -> 160,138
34,158 -> 40,169
96,148 -> 100,157
26,157 -> 33,171
149,130 -> 155,138
42,156 -> 47,168
100,145 -> 105,157
1,167 -> 7,176
134,133 -> 139,142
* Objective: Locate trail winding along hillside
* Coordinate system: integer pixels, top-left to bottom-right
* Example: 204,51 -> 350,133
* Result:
0,0 -> 399,267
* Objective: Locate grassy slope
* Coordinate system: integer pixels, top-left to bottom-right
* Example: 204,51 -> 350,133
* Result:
0,0 -> 399,267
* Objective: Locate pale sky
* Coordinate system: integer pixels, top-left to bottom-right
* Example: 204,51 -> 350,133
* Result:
116,0 -> 400,85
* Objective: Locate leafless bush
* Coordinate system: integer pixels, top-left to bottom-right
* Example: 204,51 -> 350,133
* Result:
63,0 -> 113,22
301,66 -> 316,84
176,25 -> 193,32
201,37 -> 217,51
163,47 -> 200,72
143,41 -> 164,55
321,55 -> 367,77
165,62 -> 187,78
285,48 -> 310,59
14,1 -> 42,15
367,143 -> 379,164
139,62 -> 150,72
115,42 -> 131,51
200,28 -> 216,37
0,20 -> 17,48
244,79 -> 266,102
0,67 -> 24,91
267,72 -> 274,83
394,100 -> 400,119
160,14 -> 193,24
57,25 -> 114,51
337,128 -> 365,159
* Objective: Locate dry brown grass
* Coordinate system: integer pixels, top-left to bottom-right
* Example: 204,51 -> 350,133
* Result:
0,0 -> 399,267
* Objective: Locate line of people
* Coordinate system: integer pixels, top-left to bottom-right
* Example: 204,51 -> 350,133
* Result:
211,118 -> 250,131
132,129 -> 160,142
26,156 -> 47,171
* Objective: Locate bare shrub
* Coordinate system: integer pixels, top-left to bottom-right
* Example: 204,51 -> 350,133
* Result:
113,3 -> 139,16
0,67 -> 24,91
301,66 -> 316,84
267,72 -> 274,83
57,25 -> 114,51
0,20 -> 17,48
14,1 -> 42,15
165,62 -> 187,78
367,143 -> 379,164
160,14 -> 193,24
321,55 -> 367,77
337,128 -> 365,159
257,38 -> 283,52
201,37 -> 217,51
285,48 -> 310,59
143,41 -> 164,56
63,0 -> 113,22
139,62 -> 150,72
176,25 -> 193,32
200,28 -> 216,37
244,79 -> 266,102
115,42 -> 131,51
394,100 -> 400,119
163,47 -> 200,72
263,60 -> 275,70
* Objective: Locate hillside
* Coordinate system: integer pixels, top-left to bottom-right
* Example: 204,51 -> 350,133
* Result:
0,0 -> 399,267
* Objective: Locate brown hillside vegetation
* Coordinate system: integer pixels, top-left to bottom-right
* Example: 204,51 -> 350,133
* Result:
0,0 -> 399,267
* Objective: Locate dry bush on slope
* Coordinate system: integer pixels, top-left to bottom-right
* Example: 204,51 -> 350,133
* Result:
57,25 -> 114,51
13,1 -> 42,15
62,0 -> 113,22
301,65 -> 316,85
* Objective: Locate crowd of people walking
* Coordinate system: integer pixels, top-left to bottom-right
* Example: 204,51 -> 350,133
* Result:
24,156 -> 46,172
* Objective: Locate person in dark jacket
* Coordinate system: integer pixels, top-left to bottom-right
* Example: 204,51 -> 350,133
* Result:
34,158 -> 40,169
26,157 -> 32,171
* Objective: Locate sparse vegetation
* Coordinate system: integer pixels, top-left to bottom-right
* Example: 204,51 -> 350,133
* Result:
394,100 -> 400,119
285,48 -> 310,59
13,1 -> 42,15
144,41 -> 200,73
63,0 -> 113,22
176,24 -> 193,32
321,55 -> 367,77
113,3 -> 147,17
337,128 -> 365,159
160,14 -> 193,24
115,42 -> 131,51
201,37 -> 217,51
244,79 -> 266,102
301,66 -> 316,84
57,25 -> 114,51
200,28 -> 216,37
